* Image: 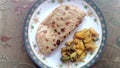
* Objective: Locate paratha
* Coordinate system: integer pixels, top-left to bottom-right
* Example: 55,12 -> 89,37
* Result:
36,5 -> 86,56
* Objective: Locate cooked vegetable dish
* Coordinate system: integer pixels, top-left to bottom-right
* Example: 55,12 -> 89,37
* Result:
60,27 -> 99,63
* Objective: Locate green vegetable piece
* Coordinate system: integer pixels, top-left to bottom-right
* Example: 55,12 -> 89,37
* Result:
92,37 -> 99,41
60,55 -> 69,63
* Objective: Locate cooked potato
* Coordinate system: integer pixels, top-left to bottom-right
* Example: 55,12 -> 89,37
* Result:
76,40 -> 85,50
75,29 -> 90,39
75,29 -> 88,39
70,52 -> 77,58
83,30 -> 91,38
89,27 -> 99,37
80,52 -> 86,59
85,42 -> 96,51
73,38 -> 80,44
76,50 -> 83,55
83,37 -> 92,44
62,52 -> 66,55
76,52 -> 86,62
61,47 -> 67,52
75,32 -> 84,39
65,41 -> 72,46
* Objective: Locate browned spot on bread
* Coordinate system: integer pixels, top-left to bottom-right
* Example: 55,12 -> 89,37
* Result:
63,12 -> 65,15
52,21 -> 55,24
56,39 -> 60,45
64,36 -> 66,38
42,23 -> 45,25
52,24 -> 55,27
65,21 -> 70,25
60,17 -> 64,20
51,49 -> 54,51
77,20 -> 81,24
57,25 -> 59,27
46,46 -> 49,49
58,32 -> 60,35
53,44 -> 56,46
42,30 -> 47,34
53,39 -> 55,41
69,32 -> 70,34
65,6 -> 69,10
76,24 -> 78,27
46,38 -> 48,42
77,17 -> 80,20
54,29 -> 57,32
61,28 -> 65,32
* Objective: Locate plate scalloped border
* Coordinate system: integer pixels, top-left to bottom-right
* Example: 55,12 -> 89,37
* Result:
23,0 -> 107,68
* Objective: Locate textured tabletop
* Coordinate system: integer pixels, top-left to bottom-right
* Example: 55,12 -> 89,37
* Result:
0,0 -> 120,68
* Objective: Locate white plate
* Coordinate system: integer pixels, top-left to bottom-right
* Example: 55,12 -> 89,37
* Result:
23,0 -> 107,68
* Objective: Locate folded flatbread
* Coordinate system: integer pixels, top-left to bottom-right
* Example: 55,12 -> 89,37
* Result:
36,5 -> 86,56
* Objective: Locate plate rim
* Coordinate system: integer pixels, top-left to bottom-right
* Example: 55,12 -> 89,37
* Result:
23,0 -> 107,68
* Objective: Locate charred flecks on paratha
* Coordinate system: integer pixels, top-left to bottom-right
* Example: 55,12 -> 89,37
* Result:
36,5 -> 86,56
